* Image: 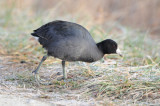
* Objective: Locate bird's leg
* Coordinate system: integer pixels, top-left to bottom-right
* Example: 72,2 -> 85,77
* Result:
62,60 -> 67,79
32,55 -> 48,74
32,55 -> 48,85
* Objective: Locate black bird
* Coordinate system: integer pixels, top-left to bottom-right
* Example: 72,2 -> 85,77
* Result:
31,20 -> 122,81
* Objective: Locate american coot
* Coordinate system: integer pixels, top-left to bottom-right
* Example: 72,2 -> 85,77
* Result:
31,20 -> 122,81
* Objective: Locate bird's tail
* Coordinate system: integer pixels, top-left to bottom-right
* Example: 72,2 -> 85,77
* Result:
31,31 -> 39,37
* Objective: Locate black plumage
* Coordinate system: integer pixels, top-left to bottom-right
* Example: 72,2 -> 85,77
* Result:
31,20 -> 121,81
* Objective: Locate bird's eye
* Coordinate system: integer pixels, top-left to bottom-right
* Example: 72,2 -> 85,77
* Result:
113,44 -> 116,48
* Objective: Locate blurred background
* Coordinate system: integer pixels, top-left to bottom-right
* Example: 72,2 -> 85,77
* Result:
0,0 -> 160,64
1,0 -> 160,35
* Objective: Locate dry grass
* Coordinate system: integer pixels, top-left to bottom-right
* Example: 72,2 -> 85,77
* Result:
0,0 -> 160,105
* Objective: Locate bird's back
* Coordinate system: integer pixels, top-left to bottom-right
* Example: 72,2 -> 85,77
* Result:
31,20 -> 103,62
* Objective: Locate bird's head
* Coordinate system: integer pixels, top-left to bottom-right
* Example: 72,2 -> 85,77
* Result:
97,39 -> 123,57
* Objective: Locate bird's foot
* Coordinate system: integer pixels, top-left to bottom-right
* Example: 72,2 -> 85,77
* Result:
33,72 -> 53,86
57,76 -> 72,83
32,69 -> 38,74
34,73 -> 41,86
57,76 -> 65,81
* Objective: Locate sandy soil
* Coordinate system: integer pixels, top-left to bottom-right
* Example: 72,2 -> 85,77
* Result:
1,54 -> 160,106
0,56 -> 99,106
0,94 -> 51,106
0,83 -> 96,106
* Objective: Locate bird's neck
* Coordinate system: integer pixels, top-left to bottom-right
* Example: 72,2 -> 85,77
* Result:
92,42 -> 104,61
96,42 -> 104,54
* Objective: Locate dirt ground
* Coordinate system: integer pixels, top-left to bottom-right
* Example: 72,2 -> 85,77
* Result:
0,55 -> 101,106
1,54 -> 160,106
